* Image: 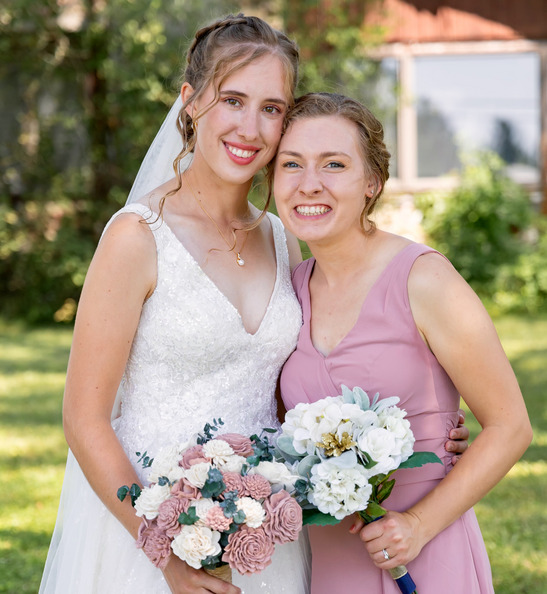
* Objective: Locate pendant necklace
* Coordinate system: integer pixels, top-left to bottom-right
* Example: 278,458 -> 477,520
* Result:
186,175 -> 249,267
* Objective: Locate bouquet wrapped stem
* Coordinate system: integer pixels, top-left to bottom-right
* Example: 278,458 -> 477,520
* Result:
204,564 -> 233,584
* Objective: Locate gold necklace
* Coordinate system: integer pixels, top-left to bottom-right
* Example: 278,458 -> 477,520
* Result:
186,175 -> 249,267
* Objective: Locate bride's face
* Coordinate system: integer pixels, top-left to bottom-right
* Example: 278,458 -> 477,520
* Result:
188,54 -> 290,187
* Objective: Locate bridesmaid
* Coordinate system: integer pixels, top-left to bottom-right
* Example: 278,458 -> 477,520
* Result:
273,92 -> 532,593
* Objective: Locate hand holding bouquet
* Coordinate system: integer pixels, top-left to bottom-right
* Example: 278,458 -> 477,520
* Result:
276,385 -> 442,594
118,420 -> 302,582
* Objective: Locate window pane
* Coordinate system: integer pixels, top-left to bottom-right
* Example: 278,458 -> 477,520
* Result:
415,52 -> 540,182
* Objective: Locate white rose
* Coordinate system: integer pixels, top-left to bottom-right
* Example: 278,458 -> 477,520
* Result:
147,444 -> 182,484
203,439 -> 234,466
134,483 -> 171,520
309,461 -> 371,520
358,427 -> 398,461
249,461 -> 299,492
217,454 -> 246,474
236,496 -> 266,528
185,462 -> 212,488
171,525 -> 221,569
193,498 -> 216,525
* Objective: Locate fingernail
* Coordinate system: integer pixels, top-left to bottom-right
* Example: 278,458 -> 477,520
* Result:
350,524 -> 355,532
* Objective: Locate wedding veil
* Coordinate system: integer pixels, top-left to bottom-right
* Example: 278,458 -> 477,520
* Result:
125,94 -> 193,205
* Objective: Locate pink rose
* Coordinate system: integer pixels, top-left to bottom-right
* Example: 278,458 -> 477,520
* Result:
222,525 -> 275,574
171,477 -> 201,511
157,496 -> 187,538
221,471 -> 244,497
136,518 -> 172,570
217,433 -> 254,457
263,490 -> 302,544
242,474 -> 272,500
179,445 -> 208,469
205,505 -> 233,532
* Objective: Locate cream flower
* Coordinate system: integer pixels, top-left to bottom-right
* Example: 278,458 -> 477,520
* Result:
249,461 -> 299,493
217,454 -> 247,474
148,444 -> 184,484
184,462 -> 212,488
193,498 -> 216,526
203,439 -> 235,466
171,525 -> 221,569
134,483 -> 171,520
236,496 -> 266,528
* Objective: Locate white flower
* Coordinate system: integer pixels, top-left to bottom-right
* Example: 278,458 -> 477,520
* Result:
185,462 -> 212,488
147,444 -> 183,484
217,454 -> 246,474
134,483 -> 171,520
282,397 -> 378,456
358,427 -> 400,475
171,525 -> 221,569
378,408 -> 415,462
203,439 -> 234,466
193,498 -> 216,525
236,496 -> 266,528
249,461 -> 299,492
309,460 -> 372,520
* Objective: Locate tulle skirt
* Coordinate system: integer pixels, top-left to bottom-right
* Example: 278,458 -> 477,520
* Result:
40,451 -> 312,593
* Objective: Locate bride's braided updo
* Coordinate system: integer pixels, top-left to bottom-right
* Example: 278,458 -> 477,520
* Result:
158,14 -> 299,225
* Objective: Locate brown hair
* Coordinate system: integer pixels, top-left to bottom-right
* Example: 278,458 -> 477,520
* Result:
271,92 -> 391,233
159,14 -> 299,231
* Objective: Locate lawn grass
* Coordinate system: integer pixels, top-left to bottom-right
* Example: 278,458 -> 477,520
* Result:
0,315 -> 545,593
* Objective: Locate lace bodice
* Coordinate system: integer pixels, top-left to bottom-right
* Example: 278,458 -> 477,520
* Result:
106,204 -> 302,478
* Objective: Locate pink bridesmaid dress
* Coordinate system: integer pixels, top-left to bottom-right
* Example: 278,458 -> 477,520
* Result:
280,243 -> 494,594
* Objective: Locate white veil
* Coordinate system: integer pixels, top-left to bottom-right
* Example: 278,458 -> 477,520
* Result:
125,94 -> 193,205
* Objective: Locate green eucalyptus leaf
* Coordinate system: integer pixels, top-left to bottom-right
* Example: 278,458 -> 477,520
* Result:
178,506 -> 199,525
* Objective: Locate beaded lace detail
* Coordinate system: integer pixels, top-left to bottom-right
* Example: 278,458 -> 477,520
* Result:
105,204 -> 302,477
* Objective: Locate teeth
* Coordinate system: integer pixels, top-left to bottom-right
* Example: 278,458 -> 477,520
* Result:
226,144 -> 257,159
296,205 -> 331,216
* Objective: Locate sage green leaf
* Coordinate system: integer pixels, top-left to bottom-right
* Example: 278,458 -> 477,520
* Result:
399,451 -> 442,470
302,509 -> 341,526
363,501 -> 386,519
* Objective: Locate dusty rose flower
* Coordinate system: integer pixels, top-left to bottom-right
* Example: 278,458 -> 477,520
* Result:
217,433 -> 254,457
179,445 -> 208,469
263,490 -> 302,544
157,496 -> 187,538
171,477 -> 201,511
222,525 -> 275,574
221,471 -> 244,497
205,505 -> 233,532
136,518 -> 172,570
242,474 -> 272,499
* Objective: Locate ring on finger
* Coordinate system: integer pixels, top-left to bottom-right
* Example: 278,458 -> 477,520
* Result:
382,548 -> 390,560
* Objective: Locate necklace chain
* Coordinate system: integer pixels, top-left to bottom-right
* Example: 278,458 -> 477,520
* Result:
186,174 -> 249,267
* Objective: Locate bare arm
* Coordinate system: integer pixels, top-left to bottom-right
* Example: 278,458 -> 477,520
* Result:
359,253 -> 532,568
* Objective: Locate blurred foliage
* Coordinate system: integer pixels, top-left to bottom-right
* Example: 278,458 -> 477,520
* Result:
416,151 -> 546,313
0,0 -> 391,322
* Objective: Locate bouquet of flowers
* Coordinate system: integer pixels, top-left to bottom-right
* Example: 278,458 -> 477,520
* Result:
275,385 -> 442,594
118,419 -> 302,583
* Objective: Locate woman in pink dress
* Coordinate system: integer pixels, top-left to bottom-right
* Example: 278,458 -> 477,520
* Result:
273,93 -> 532,593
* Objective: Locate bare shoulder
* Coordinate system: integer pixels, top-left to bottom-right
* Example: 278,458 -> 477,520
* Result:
99,211 -> 156,256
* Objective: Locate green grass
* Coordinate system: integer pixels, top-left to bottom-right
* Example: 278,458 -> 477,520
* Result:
1,315 -> 545,593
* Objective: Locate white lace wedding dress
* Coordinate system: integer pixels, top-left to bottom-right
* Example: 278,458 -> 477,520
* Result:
39,203 -> 311,593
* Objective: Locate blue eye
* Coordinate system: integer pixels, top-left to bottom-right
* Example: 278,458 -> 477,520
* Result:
281,161 -> 300,169
326,162 -> 344,168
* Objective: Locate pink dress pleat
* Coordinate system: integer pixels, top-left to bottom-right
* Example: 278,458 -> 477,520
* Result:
280,243 -> 494,594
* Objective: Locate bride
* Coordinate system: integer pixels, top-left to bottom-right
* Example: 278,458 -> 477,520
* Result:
39,14 -> 309,594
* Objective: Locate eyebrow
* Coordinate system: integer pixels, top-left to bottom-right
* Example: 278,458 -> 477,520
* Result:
219,90 -> 288,107
278,150 -> 351,159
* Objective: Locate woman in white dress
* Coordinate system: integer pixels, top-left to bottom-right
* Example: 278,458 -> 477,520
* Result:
40,14 -> 309,594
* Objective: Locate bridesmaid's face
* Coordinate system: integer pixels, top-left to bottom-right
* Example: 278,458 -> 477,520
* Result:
273,115 -> 375,246
185,54 -> 290,187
